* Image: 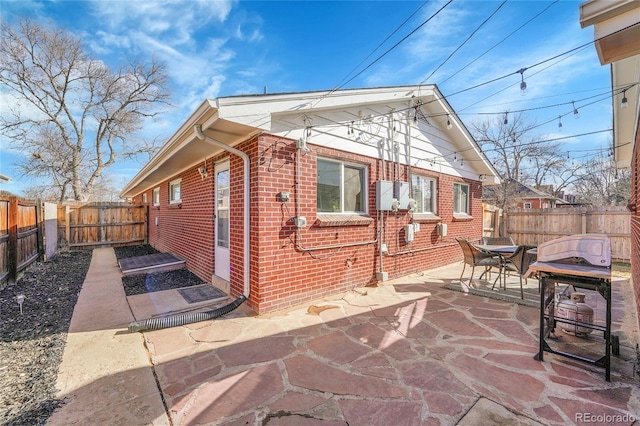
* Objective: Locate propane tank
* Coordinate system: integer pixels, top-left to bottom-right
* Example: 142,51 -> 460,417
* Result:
556,292 -> 594,337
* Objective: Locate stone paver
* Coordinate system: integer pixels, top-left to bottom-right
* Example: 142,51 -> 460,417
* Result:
147,264 -> 639,425
49,250 -> 640,425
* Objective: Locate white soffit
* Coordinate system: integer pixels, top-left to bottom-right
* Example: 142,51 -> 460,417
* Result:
612,56 -> 640,169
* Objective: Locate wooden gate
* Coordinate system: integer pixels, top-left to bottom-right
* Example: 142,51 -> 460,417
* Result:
0,197 -> 41,285
58,202 -> 148,248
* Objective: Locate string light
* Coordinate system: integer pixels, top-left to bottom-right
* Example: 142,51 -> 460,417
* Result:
503,112 -> 508,125
621,89 -> 628,109
446,115 -> 452,130
518,68 -> 527,96
557,115 -> 562,130
572,101 -> 579,119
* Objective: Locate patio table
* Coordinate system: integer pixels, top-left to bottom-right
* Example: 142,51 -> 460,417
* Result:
477,245 -> 520,290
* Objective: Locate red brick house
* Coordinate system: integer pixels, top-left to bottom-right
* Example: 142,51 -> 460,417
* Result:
580,1 -> 640,329
483,180 -> 566,209
120,85 -> 500,314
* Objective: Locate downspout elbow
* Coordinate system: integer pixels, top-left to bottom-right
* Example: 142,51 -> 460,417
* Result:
194,124 -> 251,300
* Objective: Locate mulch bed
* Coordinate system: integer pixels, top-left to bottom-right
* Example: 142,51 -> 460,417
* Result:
0,249 -> 92,426
115,245 -> 206,295
1,244 -> 204,425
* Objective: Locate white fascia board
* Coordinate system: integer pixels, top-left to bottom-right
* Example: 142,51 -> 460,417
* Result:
580,0 -> 639,28
216,85 -> 434,129
119,99 -> 218,197
430,87 -> 501,184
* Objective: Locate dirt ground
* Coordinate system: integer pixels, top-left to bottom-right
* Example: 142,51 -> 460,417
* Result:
0,245 -> 203,425
0,249 -> 92,426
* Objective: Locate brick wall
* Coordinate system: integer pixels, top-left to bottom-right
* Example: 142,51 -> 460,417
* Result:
631,135 -> 639,333
134,160 -> 216,285
252,134 -> 482,313
133,132 -> 483,314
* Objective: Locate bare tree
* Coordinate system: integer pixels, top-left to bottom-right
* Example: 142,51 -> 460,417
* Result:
573,152 -> 631,206
1,19 -> 170,201
471,111 -> 571,209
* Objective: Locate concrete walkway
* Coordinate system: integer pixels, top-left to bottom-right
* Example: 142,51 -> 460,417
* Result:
47,247 -> 169,425
48,248 -> 640,425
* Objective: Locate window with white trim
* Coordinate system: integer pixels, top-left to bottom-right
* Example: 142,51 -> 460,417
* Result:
169,179 -> 181,204
317,158 -> 367,213
142,193 -> 147,203
524,202 -> 532,209
453,182 -> 469,215
152,188 -> 160,206
412,175 -> 436,214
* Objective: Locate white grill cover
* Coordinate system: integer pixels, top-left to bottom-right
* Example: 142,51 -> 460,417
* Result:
536,234 -> 611,267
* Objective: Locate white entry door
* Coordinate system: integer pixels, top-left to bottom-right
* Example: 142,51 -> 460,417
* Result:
214,161 -> 230,282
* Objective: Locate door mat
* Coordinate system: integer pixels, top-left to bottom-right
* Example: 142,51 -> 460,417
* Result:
178,285 -> 227,304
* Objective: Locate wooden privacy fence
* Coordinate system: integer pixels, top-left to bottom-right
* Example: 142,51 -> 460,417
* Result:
0,197 -> 42,285
503,206 -> 631,261
58,202 -> 148,248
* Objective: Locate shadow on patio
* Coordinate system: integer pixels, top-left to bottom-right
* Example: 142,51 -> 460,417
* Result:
143,262 -> 639,425
47,251 -> 640,425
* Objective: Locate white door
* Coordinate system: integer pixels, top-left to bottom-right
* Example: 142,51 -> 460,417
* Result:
214,161 -> 230,281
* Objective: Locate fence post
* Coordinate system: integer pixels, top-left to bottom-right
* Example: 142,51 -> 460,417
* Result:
7,197 -> 17,283
36,199 -> 44,261
65,204 -> 71,246
581,211 -> 587,234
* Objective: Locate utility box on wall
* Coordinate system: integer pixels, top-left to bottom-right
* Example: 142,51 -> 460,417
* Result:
395,181 -> 410,209
404,224 -> 414,243
436,222 -> 448,236
376,180 -> 394,211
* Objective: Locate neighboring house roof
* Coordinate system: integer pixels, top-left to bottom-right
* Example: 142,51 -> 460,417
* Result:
580,0 -> 640,169
121,85 -> 501,198
483,179 -> 566,205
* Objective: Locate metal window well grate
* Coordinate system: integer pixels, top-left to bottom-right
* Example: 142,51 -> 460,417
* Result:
178,285 -> 227,304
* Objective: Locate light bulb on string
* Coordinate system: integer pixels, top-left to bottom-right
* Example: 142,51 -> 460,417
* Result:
572,101 -> 580,119
446,115 -> 452,130
518,68 -> 527,96
621,89 -> 628,109
503,112 -> 508,125
557,115 -> 563,130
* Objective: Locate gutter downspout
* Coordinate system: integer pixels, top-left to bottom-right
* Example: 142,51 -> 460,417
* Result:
194,124 -> 251,300
127,124 -> 251,332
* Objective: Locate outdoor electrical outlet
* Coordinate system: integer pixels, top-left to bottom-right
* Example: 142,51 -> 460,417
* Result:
278,191 -> 290,202
294,216 -> 307,227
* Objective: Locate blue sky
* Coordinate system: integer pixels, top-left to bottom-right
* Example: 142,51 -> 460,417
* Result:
1,0 -> 614,197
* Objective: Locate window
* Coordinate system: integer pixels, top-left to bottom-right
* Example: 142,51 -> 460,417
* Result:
152,188 -> 160,206
142,193 -> 147,203
524,202 -> 532,209
412,175 -> 436,214
453,183 -> 469,215
317,158 -> 366,213
169,179 -> 181,204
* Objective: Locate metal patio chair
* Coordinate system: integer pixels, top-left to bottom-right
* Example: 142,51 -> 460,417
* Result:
496,244 -> 537,299
456,237 -> 503,286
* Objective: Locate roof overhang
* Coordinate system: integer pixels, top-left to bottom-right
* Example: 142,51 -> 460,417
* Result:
120,99 -> 261,198
580,0 -> 640,169
120,85 -> 502,197
612,57 -> 640,168
580,0 -> 640,64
